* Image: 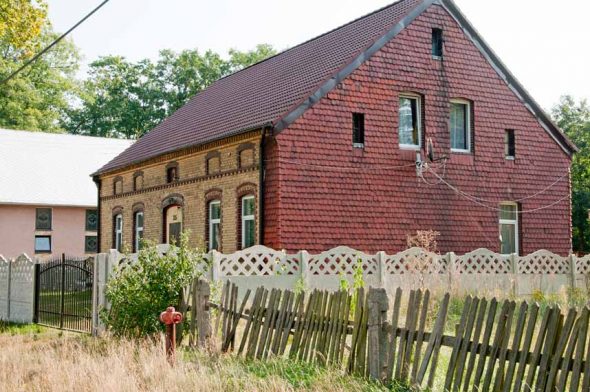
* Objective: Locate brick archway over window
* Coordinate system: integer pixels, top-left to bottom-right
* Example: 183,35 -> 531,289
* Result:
236,183 -> 257,249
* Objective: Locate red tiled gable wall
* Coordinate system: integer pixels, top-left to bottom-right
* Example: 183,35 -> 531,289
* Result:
264,4 -> 572,255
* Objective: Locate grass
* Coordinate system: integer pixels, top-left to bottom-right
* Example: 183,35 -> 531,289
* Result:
0,328 -> 404,391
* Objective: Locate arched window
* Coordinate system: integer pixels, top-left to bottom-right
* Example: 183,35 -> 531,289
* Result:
113,176 -> 123,195
241,195 -> 255,249
237,143 -> 255,168
133,211 -> 144,252
206,151 -> 221,175
166,162 -> 179,183
208,200 -> 221,251
114,214 -> 123,251
133,171 -> 144,191
162,194 -> 184,245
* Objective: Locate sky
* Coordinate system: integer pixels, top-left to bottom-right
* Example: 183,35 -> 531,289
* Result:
46,0 -> 589,110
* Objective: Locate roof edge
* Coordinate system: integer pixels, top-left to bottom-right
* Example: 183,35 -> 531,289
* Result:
439,0 -> 577,156
273,0 -> 437,133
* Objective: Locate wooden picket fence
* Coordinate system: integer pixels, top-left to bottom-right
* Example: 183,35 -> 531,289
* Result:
186,280 -> 590,391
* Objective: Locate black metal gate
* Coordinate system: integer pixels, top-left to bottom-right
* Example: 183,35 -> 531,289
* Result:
34,254 -> 94,333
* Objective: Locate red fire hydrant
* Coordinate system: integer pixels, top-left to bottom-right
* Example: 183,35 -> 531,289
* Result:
160,306 -> 183,364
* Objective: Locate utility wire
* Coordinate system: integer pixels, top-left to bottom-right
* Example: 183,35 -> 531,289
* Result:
1,0 -> 111,85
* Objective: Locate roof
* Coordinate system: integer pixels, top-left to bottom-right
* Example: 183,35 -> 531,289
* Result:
97,0 -> 575,174
0,129 -> 133,207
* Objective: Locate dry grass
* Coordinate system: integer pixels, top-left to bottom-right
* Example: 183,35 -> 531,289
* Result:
0,329 -> 391,392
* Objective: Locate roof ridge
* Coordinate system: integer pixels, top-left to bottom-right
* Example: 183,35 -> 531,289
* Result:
0,128 -> 134,143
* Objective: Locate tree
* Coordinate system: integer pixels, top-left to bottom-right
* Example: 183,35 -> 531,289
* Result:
63,45 -> 276,139
0,0 -> 80,131
552,95 -> 590,252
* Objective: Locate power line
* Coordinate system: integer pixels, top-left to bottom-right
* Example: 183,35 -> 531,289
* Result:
1,0 -> 112,85
426,166 -> 570,214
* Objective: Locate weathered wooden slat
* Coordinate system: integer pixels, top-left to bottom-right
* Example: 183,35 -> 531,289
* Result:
535,307 -> 562,391
294,290 -> 316,360
306,290 -> 323,361
546,308 -> 577,392
238,287 -> 262,355
280,292 -> 303,355
396,290 -> 415,381
262,289 -> 282,359
402,289 -> 422,382
347,287 -> 365,374
227,283 -> 238,351
300,290 -> 319,361
462,297 -> 488,392
524,306 -> 553,391
328,291 -> 344,364
580,309 -> 590,392
272,290 -> 292,355
444,295 -> 473,391
472,298 -> 498,389
482,300 -> 511,389
217,281 -> 230,342
512,302 -> 539,392
555,315 -> 580,391
337,291 -> 351,365
501,301 -> 528,392
453,296 -> 480,392
320,290 -> 337,364
385,287 -> 403,384
569,306 -> 589,391
356,293 -> 370,377
257,289 -> 279,359
411,289 -> 430,385
491,301 -> 516,392
246,288 -> 268,359
223,288 -> 251,352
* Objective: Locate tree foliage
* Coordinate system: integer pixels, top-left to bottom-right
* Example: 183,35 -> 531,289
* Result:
552,95 -> 590,252
0,0 -> 80,131
63,44 -> 276,139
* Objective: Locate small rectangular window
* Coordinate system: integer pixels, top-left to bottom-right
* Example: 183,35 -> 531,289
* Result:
166,166 -> 178,183
86,209 -> 98,231
352,113 -> 365,147
134,212 -> 144,252
85,236 -> 98,253
432,28 -> 443,58
505,129 -> 515,159
35,235 -> 51,253
450,100 -> 471,152
114,214 -> 123,251
399,95 -> 421,148
35,208 -> 52,230
499,203 -> 518,255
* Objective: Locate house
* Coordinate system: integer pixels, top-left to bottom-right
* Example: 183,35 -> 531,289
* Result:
0,129 -> 133,258
93,0 -> 576,256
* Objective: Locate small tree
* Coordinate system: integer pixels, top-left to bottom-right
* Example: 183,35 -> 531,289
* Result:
406,230 -> 440,253
102,232 -> 208,338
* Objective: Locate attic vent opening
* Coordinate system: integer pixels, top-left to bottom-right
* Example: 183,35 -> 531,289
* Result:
432,28 -> 443,58
352,113 -> 365,147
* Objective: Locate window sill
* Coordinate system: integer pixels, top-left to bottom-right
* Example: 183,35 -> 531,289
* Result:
353,143 -> 364,149
505,156 -> 515,161
35,251 -> 51,254
432,55 -> 442,61
399,144 -> 421,151
451,148 -> 471,154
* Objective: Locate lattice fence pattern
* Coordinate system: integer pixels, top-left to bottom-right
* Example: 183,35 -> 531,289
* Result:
384,247 -> 445,274
454,249 -> 511,274
518,250 -> 569,274
219,246 -> 288,277
11,254 -> 34,283
577,254 -> 590,274
307,246 -> 378,276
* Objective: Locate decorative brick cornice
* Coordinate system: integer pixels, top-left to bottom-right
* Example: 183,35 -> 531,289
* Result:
100,165 -> 259,202
98,130 -> 262,177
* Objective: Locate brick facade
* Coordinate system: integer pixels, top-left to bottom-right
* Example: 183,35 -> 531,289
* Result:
264,5 -> 572,255
98,131 -> 261,253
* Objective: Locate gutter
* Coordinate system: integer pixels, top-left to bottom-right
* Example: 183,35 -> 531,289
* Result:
92,175 -> 102,253
258,127 -> 270,245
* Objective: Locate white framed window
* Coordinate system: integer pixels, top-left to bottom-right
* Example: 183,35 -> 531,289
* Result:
114,214 -> 123,252
450,99 -> 471,152
209,200 -> 221,251
499,203 -> 518,255
241,195 -> 255,249
399,94 -> 421,149
35,235 -> 51,253
134,211 -> 144,252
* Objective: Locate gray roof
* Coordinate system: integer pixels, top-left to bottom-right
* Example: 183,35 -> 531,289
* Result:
0,129 -> 133,207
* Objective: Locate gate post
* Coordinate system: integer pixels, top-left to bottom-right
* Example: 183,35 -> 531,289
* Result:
367,287 -> 389,382
33,263 -> 40,323
60,253 -> 66,330
196,279 -> 212,348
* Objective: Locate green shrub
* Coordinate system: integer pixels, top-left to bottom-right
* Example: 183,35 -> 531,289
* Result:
101,233 -> 208,337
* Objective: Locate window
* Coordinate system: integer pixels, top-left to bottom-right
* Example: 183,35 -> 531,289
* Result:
164,205 -> 183,245
85,236 -> 98,253
86,209 -> 98,231
499,203 -> 518,255
352,113 -> 365,147
399,95 -> 421,148
450,100 -> 471,152
432,28 -> 443,58
505,129 -> 515,159
114,214 -> 123,251
113,178 -> 123,195
209,200 -> 221,251
241,196 -> 255,249
134,211 -> 144,252
35,235 -> 51,253
35,208 -> 52,230
133,172 -> 143,191
166,166 -> 178,183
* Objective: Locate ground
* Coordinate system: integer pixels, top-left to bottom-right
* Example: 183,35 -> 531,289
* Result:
0,322 -> 404,392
